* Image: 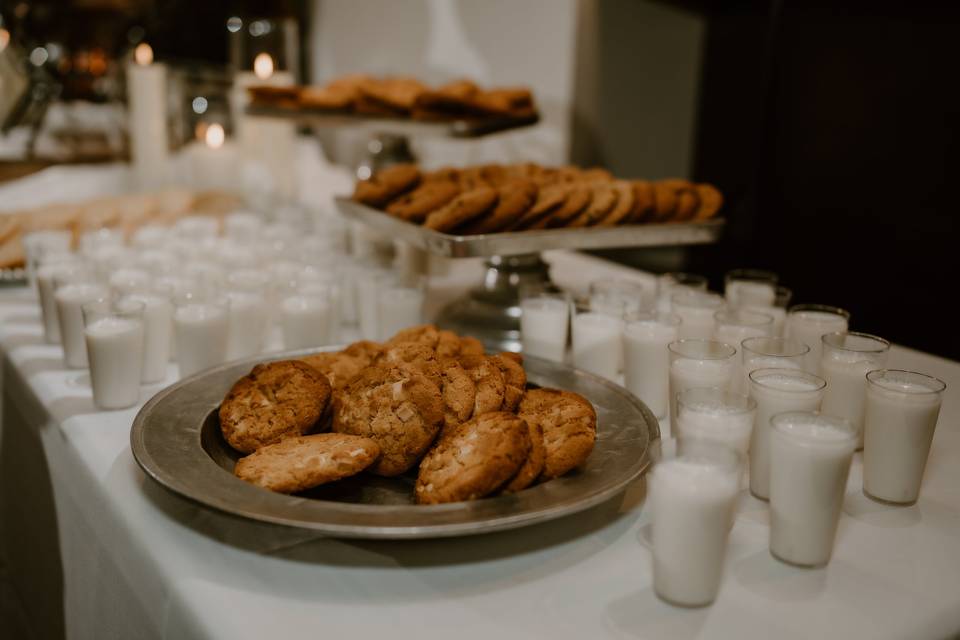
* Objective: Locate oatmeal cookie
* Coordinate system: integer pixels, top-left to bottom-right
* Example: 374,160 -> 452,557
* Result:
518,388 -> 597,480
458,354 -> 506,416
502,417 -> 546,493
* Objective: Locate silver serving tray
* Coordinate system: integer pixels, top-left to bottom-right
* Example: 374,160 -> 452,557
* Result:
336,197 -> 724,258
130,347 -> 659,539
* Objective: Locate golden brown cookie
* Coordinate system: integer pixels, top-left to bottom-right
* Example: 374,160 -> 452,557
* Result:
422,167 -> 462,183
570,182 -> 618,227
468,87 -> 535,117
358,76 -> 426,113
651,182 -> 679,222
673,188 -> 700,222
439,357 -> 477,431
299,85 -> 355,111
436,330 -> 464,359
458,179 -> 538,235
599,180 -> 636,226
458,354 -> 506,416
412,79 -> 480,119
694,184 -> 723,220
518,388 -> 597,480
385,181 -> 461,223
387,324 -> 441,349
374,342 -> 442,383
502,417 -> 546,493
508,183 -> 568,230
581,167 -> 614,183
630,180 -> 655,223
492,352 -> 527,412
332,364 -> 443,476
415,412 -> 532,504
459,336 -> 486,356
219,360 -> 333,454
353,164 -> 421,208
533,183 -> 592,229
234,433 -> 380,494
423,187 -> 498,232
300,340 -> 382,390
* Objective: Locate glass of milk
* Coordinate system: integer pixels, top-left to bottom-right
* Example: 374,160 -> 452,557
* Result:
37,258 -> 86,345
747,368 -> 826,500
571,304 -> 623,380
520,292 -> 571,363
785,304 -> 850,374
675,388 -> 756,455
377,278 -> 425,341
173,294 -> 229,378
820,331 -> 890,449
863,369 -> 946,505
672,290 -> 726,340
649,441 -> 742,607
79,228 -> 124,258
81,298 -> 145,410
622,311 -> 681,419
724,268 -> 778,308
355,265 -> 396,341
225,289 -> 269,359
281,288 -> 334,350
120,291 -> 173,384
589,279 -> 654,316
667,339 -> 738,428
54,272 -> 111,369
224,211 -> 264,243
657,272 -> 708,312
713,309 -> 774,392
740,336 -> 808,392
769,412 -> 857,567
23,230 -> 73,291
108,268 -> 152,297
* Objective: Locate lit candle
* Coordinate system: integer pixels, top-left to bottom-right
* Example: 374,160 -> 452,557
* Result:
188,123 -> 238,191
126,43 -> 172,189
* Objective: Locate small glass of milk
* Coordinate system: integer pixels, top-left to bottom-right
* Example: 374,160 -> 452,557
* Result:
672,290 -> 726,340
649,441 -> 742,607
589,279 -> 654,316
54,270 -> 110,369
785,304 -> 850,375
623,311 -> 681,419
520,291 -> 571,363
747,368 -> 826,500
377,278 -> 425,341
36,258 -> 86,345
667,339 -> 738,429
863,369 -> 946,506
724,268 -> 778,308
81,298 -> 146,410
769,412 -> 857,568
820,331 -> 890,449
173,293 -> 229,378
675,388 -> 756,455
657,272 -> 708,312
571,304 -> 623,380
281,288 -> 334,350
121,291 -> 174,384
740,336 -> 808,392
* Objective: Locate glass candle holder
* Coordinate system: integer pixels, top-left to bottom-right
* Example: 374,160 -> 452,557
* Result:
863,369 -> 946,506
520,292 -> 571,363
667,339 -> 738,429
820,331 -> 890,449
82,298 -> 145,410
769,412 -> 857,568
672,290 -> 726,340
785,304 -> 850,374
675,387 -> 756,455
623,311 -> 681,419
747,368 -> 826,500
724,268 -> 778,308
571,304 -> 623,380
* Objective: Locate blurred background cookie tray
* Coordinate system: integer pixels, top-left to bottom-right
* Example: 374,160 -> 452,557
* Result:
246,105 -> 540,138
336,197 -> 725,258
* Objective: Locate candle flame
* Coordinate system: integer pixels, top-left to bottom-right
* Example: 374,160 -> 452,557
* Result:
134,43 -> 153,66
204,123 -> 225,150
253,52 -> 274,80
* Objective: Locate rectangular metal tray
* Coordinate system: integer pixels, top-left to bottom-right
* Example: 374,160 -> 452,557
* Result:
246,105 -> 540,139
335,197 -> 725,258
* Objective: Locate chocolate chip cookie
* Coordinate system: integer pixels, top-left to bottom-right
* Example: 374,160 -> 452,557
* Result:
458,179 -> 538,235
386,181 -> 461,223
423,187 -> 498,232
353,164 -> 421,208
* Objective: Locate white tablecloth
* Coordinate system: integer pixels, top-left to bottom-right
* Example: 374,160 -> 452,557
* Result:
2,251 -> 960,640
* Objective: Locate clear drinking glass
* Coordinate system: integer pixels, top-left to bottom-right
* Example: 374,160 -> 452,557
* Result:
571,303 -> 623,380
54,271 -> 110,369
713,308 -> 774,348
863,369 -> 946,506
281,287 -> 334,350
658,272 -> 709,312
589,279 -> 654,316
724,268 -> 778,308
122,290 -> 174,384
785,304 -> 850,374
520,291 -> 571,363
675,388 -> 756,455
667,339 -> 738,429
740,336 -> 808,392
225,288 -> 269,359
820,331 -> 890,449
672,289 -> 726,340
82,298 -> 145,410
173,293 -> 229,378
377,277 -> 425,341
622,311 -> 681,419
37,259 -> 86,345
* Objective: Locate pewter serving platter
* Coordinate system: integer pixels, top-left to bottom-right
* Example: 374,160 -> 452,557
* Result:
336,197 -> 725,258
130,347 -> 659,539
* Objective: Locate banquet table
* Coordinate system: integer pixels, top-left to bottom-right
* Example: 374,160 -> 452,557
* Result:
2,249 -> 960,640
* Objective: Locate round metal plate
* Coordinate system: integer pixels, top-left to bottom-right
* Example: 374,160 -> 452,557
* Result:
130,348 -> 660,539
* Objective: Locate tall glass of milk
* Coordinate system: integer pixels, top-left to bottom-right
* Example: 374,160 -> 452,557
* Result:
622,311 -> 681,419
649,442 -> 742,607
769,412 -> 857,568
571,305 -> 623,380
122,291 -> 173,384
672,290 -> 726,340
713,309 -> 774,392
37,259 -> 86,345
54,272 -> 110,369
675,388 -> 756,455
724,268 -> 778,308
863,369 -> 946,505
520,292 -> 571,363
747,368 -> 826,500
785,304 -> 850,374
740,336 -> 807,392
173,294 -> 229,378
657,272 -> 708,312
82,298 -> 145,410
667,339 -> 738,429
820,332 -> 890,449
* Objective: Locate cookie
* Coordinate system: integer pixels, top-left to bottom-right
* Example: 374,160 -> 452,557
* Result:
508,183 -> 568,230
518,388 -> 597,480
459,336 -> 485,356
412,79 -> 479,119
674,188 -> 700,221
598,181 -> 636,226
358,76 -> 426,113
415,412 -> 531,504
502,417 -> 546,493
458,354 -> 506,416
423,187 -> 498,232
580,167 -> 614,183
375,342 -> 442,383
234,433 -> 380,494
436,330 -> 464,359
651,182 -> 679,221
299,85 -> 355,111
332,364 -> 444,476
694,184 -> 723,220
385,180 -> 461,223
467,88 -> 534,116
353,164 -> 421,208
387,324 -> 440,349
422,167 -> 462,183
630,180 -> 655,223
458,179 -> 538,235
492,352 -> 527,411
300,340 -> 382,390
439,357 -> 477,431
219,360 -> 333,454
570,182 -> 617,227
533,183 -> 591,229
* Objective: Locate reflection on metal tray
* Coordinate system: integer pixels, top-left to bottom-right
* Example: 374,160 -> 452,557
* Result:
245,104 -> 540,138
336,197 -> 725,258
130,347 -> 659,540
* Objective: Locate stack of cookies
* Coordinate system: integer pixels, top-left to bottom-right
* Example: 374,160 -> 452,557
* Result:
250,75 -> 537,123
352,163 -> 723,234
221,324 -> 598,504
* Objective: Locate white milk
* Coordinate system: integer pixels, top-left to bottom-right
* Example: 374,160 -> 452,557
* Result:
281,295 -> 333,349
55,283 -> 110,368
355,269 -> 392,341
673,291 -> 725,340
109,268 -> 152,296
377,286 -> 424,341
84,316 -> 144,409
741,352 -> 803,396
174,303 -> 229,377
863,371 -> 945,505
786,309 -> 848,375
571,312 -> 622,379
675,394 -> 755,455
769,413 -> 856,567
520,296 -> 570,363
747,370 -> 825,500
124,293 -> 173,383
623,318 -> 679,419
225,291 -> 268,359
668,357 -> 735,426
650,456 -> 740,607
37,263 -> 80,344
745,304 -> 787,337
726,280 -> 776,308
821,345 -> 888,448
